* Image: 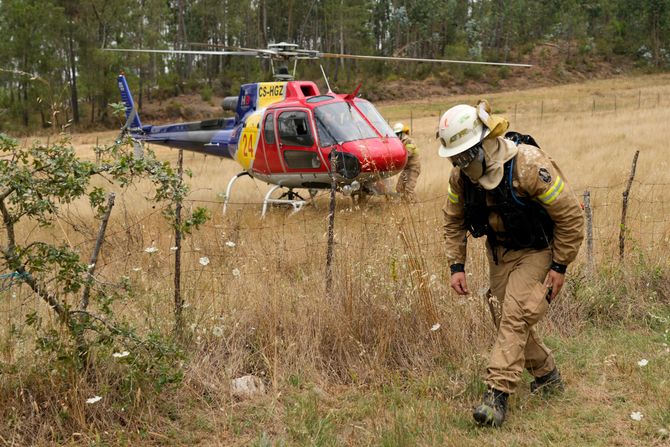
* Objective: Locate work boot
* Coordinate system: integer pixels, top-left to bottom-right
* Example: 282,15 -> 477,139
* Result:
530,368 -> 564,394
473,388 -> 508,427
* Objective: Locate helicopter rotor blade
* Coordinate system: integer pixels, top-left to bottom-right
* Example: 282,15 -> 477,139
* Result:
317,52 -> 532,68
109,44 -> 531,67
104,48 -> 260,57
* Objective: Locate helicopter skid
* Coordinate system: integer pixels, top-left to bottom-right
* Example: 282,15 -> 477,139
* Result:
261,185 -> 307,218
223,172 -> 252,214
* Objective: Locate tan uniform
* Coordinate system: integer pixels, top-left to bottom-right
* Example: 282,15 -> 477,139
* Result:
396,135 -> 421,202
443,137 -> 584,394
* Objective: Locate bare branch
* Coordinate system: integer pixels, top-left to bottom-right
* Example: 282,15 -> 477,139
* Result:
81,193 -> 116,310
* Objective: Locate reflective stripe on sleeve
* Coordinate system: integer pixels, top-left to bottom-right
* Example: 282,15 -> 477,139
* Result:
537,176 -> 564,205
448,185 -> 459,204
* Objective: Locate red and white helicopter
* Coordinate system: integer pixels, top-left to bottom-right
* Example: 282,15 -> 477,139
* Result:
111,43 -> 530,216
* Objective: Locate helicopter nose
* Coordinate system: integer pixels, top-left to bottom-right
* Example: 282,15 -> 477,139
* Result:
339,138 -> 407,175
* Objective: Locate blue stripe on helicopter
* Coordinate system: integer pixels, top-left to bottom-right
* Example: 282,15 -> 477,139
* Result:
117,75 -> 142,129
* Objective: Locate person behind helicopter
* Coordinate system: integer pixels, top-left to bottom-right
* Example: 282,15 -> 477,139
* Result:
393,122 -> 421,202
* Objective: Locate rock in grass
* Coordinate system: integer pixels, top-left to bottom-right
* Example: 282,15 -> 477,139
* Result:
230,375 -> 266,399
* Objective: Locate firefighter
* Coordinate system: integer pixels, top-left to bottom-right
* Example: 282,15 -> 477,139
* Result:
439,100 -> 584,427
394,122 -> 421,202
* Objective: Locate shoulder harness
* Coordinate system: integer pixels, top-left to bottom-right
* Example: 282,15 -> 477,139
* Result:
462,132 -> 554,251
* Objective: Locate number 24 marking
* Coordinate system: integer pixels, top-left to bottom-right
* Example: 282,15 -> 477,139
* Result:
240,132 -> 254,158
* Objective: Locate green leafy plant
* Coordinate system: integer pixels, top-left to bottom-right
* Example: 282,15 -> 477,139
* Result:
0,133 -> 208,369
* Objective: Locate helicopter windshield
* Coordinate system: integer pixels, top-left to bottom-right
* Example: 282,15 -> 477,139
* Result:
354,100 -> 396,138
314,102 -> 378,147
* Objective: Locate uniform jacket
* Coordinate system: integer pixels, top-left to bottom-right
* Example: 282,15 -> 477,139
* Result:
401,135 -> 418,156
443,137 -> 584,266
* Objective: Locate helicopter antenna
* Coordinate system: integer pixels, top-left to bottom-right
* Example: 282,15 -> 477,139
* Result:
320,65 -> 333,93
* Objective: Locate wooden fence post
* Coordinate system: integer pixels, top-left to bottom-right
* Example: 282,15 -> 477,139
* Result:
619,150 -> 640,261
325,167 -> 337,298
174,149 -> 184,334
583,190 -> 594,275
95,136 -> 100,165
638,90 -> 641,109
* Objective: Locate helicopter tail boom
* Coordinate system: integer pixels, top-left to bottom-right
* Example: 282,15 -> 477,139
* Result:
117,74 -> 143,131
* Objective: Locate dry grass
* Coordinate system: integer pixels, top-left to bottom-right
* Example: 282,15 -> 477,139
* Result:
1,74 -> 670,446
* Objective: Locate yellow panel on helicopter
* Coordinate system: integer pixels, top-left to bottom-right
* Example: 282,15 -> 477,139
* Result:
257,82 -> 287,109
235,112 -> 262,170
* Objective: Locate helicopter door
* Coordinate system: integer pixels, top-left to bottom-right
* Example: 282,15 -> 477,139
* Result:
277,110 -> 325,172
255,112 -> 283,174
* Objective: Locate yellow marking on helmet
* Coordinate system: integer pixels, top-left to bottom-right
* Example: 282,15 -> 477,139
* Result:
448,185 -> 459,204
538,176 -> 564,205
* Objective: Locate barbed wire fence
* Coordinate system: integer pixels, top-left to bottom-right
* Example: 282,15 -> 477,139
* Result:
1,161 -> 668,362
4,175 -> 660,281
2,101 -> 670,340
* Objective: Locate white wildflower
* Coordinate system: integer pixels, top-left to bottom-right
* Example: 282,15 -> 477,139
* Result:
112,351 -> 129,358
212,326 -> 224,337
86,396 -> 102,404
144,246 -> 158,254
225,241 -> 236,248
87,263 -> 95,269
630,411 -> 643,421
638,359 -> 649,367
199,257 -> 210,266
170,246 -> 178,251
132,267 -> 141,272
431,323 -> 441,332
232,268 -> 241,278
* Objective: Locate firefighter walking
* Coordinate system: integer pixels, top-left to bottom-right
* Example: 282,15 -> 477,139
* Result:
394,122 -> 421,202
439,100 -> 584,427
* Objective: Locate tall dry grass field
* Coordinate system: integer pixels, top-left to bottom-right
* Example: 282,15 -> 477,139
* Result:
2,74 -> 670,446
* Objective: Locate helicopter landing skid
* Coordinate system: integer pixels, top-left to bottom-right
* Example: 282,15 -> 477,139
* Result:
261,185 -> 307,218
223,172 -> 251,214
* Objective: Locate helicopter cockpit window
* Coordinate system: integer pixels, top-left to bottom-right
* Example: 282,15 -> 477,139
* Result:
354,100 -> 396,138
278,111 -> 314,147
263,113 -> 275,144
314,102 -> 377,146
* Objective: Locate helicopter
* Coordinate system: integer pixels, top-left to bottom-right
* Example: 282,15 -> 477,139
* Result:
111,42 -> 531,216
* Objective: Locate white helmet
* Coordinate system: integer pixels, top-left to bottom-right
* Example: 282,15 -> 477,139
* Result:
393,122 -> 409,135
437,104 -> 490,158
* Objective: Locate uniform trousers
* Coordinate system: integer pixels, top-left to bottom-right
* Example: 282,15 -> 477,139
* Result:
485,245 -> 556,394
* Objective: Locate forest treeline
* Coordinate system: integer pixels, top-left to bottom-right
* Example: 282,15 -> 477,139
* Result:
1,0 -> 669,132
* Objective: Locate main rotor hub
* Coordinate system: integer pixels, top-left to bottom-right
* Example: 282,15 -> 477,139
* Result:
268,42 -> 299,52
